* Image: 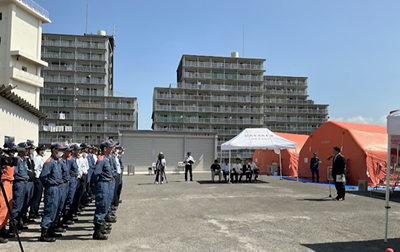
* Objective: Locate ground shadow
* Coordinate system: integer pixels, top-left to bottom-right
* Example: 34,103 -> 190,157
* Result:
196,180 -> 269,185
347,190 -> 400,203
301,238 -> 400,252
297,197 -> 336,202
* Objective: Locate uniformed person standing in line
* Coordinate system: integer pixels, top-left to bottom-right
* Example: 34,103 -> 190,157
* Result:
0,141 -> 17,243
64,144 -> 80,224
39,142 -> 65,242
86,145 -> 96,204
21,141 -> 36,226
54,145 -> 71,232
10,142 -> 29,235
115,146 -> 124,206
29,144 -> 46,219
106,146 -> 117,222
91,139 -> 115,240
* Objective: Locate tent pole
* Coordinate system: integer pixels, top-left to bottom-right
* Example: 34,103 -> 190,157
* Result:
384,134 -> 392,243
295,149 -> 299,182
279,149 -> 282,180
229,150 -> 231,183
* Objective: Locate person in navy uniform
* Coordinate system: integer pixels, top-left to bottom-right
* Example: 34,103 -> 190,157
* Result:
91,139 -> 115,240
39,142 -> 66,242
21,140 -> 36,226
62,144 -> 80,225
10,142 -> 29,235
86,145 -> 96,204
331,146 -> 346,201
310,152 -> 321,183
54,145 -> 72,233
115,146 -> 124,205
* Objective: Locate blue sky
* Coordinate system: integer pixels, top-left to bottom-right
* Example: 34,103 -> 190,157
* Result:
38,0 -> 400,129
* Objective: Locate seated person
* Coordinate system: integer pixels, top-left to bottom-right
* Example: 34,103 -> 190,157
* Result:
210,159 -> 221,183
231,158 -> 242,183
220,159 -> 230,183
249,158 -> 260,181
239,159 -> 252,183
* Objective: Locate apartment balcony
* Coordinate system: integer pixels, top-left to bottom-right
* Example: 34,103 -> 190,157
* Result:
154,93 -> 264,103
183,72 -> 263,81
154,117 -> 263,125
41,125 -> 134,133
264,90 -> 307,95
176,82 -> 263,92
268,125 -> 317,132
264,80 -> 307,87
75,66 -> 106,73
43,76 -> 106,85
263,117 -> 326,123
39,137 -> 119,145
183,61 -> 264,71
42,52 -> 106,62
40,100 -> 135,110
266,99 -> 314,105
10,66 -> 43,87
41,88 -> 105,97
154,105 -> 263,114
264,108 -> 328,114
153,127 -> 241,135
42,40 -> 106,49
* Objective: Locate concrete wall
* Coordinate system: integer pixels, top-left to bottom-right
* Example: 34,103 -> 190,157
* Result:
0,96 -> 39,146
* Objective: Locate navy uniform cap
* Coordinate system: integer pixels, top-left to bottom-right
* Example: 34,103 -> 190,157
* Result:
50,142 -> 66,150
100,139 -> 115,148
26,140 -> 35,149
17,142 -> 28,151
69,144 -> 82,151
3,141 -> 16,149
80,143 -> 88,149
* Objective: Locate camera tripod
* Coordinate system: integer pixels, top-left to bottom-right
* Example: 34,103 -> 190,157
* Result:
153,169 -> 168,184
0,179 -> 24,252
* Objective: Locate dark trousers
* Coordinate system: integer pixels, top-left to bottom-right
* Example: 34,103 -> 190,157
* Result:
185,165 -> 192,181
115,179 -> 122,207
30,178 -> 43,216
311,168 -> 319,182
222,171 -> 229,182
21,181 -> 34,217
155,169 -> 164,183
80,174 -> 88,207
240,172 -> 252,182
113,174 -> 121,206
334,179 -> 345,199
230,172 -> 238,182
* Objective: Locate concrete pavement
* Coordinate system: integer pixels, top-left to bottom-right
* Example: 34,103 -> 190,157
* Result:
2,173 -> 400,252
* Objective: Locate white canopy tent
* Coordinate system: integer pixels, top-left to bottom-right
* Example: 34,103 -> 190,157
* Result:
385,110 -> 400,242
221,128 -> 297,181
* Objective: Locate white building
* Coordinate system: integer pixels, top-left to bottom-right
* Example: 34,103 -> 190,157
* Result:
0,0 -> 50,146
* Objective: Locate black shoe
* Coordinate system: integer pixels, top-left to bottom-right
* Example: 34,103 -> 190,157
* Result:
54,226 -> 66,233
93,224 -> 108,240
48,227 -> 62,237
0,237 -> 8,243
39,227 -> 56,242
119,200 -> 122,204
334,196 -> 340,201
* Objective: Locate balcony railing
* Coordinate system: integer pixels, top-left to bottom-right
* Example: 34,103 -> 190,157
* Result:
264,108 -> 328,114
43,113 -> 134,121
264,90 -> 307,95
183,72 -> 263,81
266,99 -> 314,105
40,100 -> 135,110
42,52 -> 106,61
183,61 -> 264,70
154,105 -> 263,114
40,125 -> 134,133
264,80 -> 307,87
153,127 -> 242,135
154,117 -> 263,125
43,76 -> 106,85
175,82 -> 263,92
18,0 -> 49,19
154,93 -> 264,103
42,40 -> 106,49
39,138 -> 120,145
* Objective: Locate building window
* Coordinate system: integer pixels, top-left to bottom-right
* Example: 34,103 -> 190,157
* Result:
22,66 -> 27,72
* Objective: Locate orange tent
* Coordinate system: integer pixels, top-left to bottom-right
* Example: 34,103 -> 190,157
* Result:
253,133 -> 308,177
298,121 -> 387,186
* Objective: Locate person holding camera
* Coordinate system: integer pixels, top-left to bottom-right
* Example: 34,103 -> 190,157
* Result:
183,152 -> 195,182
155,152 -> 166,184
0,141 -> 18,243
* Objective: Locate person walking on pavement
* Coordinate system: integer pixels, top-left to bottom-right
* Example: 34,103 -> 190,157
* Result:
331,146 -> 346,201
155,152 -> 166,184
310,152 -> 321,183
183,152 -> 195,182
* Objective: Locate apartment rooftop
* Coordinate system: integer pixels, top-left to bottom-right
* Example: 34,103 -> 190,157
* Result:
1,0 -> 51,22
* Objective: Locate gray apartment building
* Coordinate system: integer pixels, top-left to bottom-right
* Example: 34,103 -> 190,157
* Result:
39,31 -> 138,146
152,53 -> 328,158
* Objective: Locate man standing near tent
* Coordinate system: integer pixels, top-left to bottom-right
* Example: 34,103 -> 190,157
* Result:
331,146 -> 346,201
310,152 -> 321,183
183,152 -> 195,182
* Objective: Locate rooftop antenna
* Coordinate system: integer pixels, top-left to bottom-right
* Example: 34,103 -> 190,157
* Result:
242,25 -> 245,58
85,1 -> 88,34
113,24 -> 116,37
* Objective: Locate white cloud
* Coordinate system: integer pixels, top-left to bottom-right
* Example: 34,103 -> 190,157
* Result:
329,115 -> 386,125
